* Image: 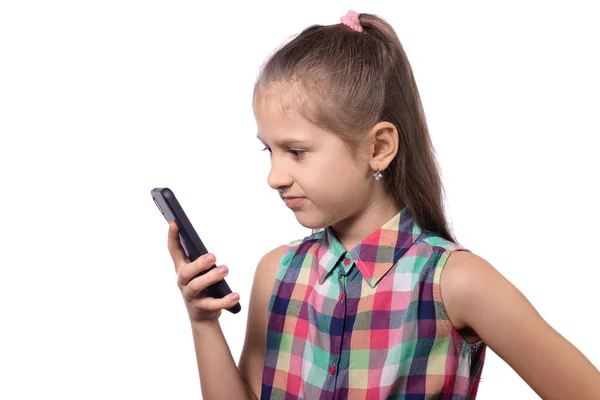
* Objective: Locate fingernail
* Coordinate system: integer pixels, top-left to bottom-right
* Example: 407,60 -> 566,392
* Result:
231,293 -> 239,300
219,266 -> 227,274
204,254 -> 215,262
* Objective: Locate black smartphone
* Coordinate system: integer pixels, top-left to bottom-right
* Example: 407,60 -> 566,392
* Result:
151,187 -> 241,314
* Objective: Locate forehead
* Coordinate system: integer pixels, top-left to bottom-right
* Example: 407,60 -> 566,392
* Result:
253,88 -> 322,145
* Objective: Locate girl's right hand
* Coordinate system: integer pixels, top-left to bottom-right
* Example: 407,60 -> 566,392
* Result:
167,221 -> 240,325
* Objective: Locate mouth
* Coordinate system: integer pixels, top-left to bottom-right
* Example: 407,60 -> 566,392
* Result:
283,197 -> 305,208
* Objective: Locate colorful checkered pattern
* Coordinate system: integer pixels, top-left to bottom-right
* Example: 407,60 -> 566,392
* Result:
261,207 -> 486,399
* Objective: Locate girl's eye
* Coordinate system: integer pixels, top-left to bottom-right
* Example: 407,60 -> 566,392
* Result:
289,149 -> 305,158
261,146 -> 305,159
261,146 -> 271,154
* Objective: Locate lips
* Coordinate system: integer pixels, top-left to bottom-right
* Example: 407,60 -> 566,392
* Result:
283,197 -> 305,208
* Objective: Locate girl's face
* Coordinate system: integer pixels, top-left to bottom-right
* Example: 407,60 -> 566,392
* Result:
253,92 -> 376,230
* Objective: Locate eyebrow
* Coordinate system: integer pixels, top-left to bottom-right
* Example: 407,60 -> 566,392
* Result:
256,133 -> 312,146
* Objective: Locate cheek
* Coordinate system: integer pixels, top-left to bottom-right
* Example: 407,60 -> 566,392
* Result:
310,155 -> 362,189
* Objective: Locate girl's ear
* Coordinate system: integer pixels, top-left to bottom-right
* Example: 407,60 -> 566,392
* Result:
367,121 -> 399,171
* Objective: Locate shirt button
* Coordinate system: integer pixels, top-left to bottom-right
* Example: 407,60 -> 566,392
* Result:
329,365 -> 336,375
339,292 -> 344,301
343,258 -> 350,266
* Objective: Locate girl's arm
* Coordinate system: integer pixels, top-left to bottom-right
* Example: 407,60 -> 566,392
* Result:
238,245 -> 287,399
441,251 -> 600,400
189,245 -> 283,400
190,321 -> 254,400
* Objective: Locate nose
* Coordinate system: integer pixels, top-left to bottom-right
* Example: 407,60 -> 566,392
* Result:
267,158 -> 293,191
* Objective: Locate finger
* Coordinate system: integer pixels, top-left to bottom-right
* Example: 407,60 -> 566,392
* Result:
192,292 -> 241,312
181,263 -> 226,299
177,253 -> 217,287
167,221 -> 189,271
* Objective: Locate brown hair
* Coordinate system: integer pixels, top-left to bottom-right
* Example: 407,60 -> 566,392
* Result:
253,13 -> 458,244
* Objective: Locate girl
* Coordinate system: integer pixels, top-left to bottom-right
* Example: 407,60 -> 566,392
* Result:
167,10 -> 600,400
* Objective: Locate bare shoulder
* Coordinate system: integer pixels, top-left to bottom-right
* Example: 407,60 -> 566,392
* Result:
253,244 -> 288,297
238,244 -> 287,399
250,244 -> 287,308
259,244 -> 288,277
439,250 -> 500,339
440,249 -> 600,399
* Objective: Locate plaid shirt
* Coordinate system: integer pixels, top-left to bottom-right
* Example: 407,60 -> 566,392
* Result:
261,207 -> 486,399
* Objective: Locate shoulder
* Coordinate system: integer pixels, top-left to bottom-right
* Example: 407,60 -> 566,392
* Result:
254,232 -> 323,284
439,249 -> 600,397
260,244 -> 289,264
440,249 -> 518,332
254,235 -> 312,281
441,248 -> 488,277
441,249 -> 502,296
255,244 -> 288,282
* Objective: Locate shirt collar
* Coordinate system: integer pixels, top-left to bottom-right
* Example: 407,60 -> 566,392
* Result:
316,206 -> 423,288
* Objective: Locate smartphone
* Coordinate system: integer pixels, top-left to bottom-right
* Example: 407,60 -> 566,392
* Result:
151,187 -> 241,314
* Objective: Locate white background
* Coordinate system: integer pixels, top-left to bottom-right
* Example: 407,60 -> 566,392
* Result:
1,1 -> 598,399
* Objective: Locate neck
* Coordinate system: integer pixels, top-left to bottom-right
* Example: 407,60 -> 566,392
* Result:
331,192 -> 402,252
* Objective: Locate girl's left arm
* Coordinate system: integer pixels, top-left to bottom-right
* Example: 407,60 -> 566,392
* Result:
441,251 -> 600,400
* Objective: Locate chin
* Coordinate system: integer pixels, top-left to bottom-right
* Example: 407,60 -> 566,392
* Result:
293,209 -> 329,231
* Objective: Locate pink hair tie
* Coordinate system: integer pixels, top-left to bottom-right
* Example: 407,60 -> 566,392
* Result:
340,10 -> 363,32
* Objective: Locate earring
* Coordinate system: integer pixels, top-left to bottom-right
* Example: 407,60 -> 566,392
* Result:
373,169 -> 383,180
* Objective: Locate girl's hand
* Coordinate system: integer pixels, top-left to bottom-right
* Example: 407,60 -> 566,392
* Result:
167,221 -> 240,325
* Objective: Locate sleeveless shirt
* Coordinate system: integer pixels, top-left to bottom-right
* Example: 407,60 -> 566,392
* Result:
261,206 -> 486,399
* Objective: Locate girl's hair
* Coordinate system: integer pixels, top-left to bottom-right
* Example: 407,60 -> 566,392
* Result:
254,13 -> 458,244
